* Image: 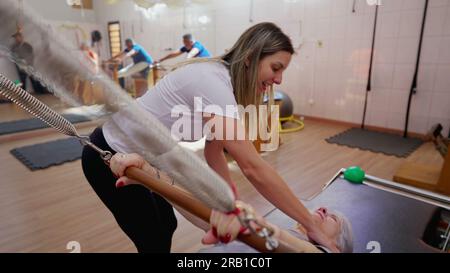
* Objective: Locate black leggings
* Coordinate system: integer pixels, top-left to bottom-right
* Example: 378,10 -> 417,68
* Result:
81,127 -> 177,253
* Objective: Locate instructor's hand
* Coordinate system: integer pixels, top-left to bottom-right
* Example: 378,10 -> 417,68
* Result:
305,220 -> 340,253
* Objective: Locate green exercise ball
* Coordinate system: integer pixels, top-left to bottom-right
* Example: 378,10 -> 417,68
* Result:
344,166 -> 365,184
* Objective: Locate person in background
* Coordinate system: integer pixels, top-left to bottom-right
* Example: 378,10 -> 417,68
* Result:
10,31 -> 47,94
80,42 -> 99,74
157,33 -> 211,63
108,38 -> 153,79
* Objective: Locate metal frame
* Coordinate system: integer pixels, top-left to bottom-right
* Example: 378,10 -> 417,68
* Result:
307,168 -> 450,210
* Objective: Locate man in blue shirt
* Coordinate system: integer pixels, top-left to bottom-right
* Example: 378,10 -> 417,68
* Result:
109,38 -> 153,79
157,34 -> 211,63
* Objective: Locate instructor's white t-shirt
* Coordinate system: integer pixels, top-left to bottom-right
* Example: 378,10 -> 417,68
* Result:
103,61 -> 238,152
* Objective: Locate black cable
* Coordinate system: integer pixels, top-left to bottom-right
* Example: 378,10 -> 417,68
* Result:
361,5 -> 379,129
404,0 -> 429,138
352,0 -> 357,13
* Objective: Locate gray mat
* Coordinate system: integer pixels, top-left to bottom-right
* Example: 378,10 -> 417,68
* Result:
0,114 -> 91,136
10,138 -> 83,171
326,128 -> 423,157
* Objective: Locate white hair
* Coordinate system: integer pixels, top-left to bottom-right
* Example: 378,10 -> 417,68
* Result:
329,209 -> 354,253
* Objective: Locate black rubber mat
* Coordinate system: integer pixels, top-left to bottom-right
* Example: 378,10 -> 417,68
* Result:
0,114 -> 90,136
10,138 -> 83,171
326,128 -> 423,158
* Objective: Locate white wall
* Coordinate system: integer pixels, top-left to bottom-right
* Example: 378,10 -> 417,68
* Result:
276,0 -> 450,136
366,0 -> 450,136
25,0 -> 96,23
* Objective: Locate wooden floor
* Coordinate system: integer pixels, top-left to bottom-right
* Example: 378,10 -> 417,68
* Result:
0,96 -> 444,253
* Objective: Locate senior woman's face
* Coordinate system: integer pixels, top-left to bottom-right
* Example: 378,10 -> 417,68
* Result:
312,207 -> 341,241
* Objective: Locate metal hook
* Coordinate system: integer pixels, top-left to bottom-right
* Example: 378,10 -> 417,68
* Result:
79,136 -> 112,163
236,202 -> 279,251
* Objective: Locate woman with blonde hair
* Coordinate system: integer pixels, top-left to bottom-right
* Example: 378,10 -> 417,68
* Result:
82,22 -> 340,253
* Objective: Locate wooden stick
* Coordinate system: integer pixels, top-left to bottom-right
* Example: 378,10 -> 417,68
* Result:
125,166 -> 300,253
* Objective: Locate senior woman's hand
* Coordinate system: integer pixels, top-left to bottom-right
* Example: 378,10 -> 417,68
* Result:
109,153 -> 166,188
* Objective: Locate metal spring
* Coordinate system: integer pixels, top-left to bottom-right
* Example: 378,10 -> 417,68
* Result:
0,73 -> 78,137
